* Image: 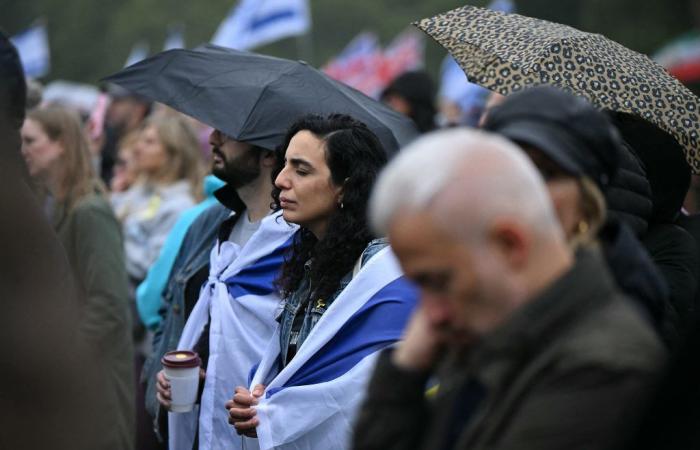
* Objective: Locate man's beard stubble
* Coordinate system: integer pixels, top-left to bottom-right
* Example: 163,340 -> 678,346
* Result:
211,146 -> 261,189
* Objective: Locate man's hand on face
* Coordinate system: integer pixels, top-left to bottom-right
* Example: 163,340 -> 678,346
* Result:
225,384 -> 266,438
392,307 -> 447,372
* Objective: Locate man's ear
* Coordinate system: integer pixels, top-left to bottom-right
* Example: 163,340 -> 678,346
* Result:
489,219 -> 529,269
261,149 -> 276,168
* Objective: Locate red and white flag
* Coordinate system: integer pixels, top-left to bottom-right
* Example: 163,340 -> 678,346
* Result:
323,28 -> 424,98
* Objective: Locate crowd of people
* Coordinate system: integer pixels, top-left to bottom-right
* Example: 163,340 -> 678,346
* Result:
3,19 -> 700,450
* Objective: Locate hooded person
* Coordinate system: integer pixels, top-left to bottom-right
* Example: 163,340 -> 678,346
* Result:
381,71 -> 437,134
606,111 -> 698,342
482,86 -> 671,337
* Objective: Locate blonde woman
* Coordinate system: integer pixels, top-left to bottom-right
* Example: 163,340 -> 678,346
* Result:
21,105 -> 135,450
112,114 -> 205,287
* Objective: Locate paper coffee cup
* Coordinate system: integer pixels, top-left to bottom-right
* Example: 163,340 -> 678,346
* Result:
161,350 -> 201,413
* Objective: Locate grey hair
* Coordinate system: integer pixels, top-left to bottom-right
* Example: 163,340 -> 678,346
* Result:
369,128 -> 562,241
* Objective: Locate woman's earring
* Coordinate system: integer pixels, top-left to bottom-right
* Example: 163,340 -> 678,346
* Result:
340,202 -> 344,209
577,220 -> 589,235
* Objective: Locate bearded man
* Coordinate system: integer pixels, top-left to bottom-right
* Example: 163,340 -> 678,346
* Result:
144,129 -> 296,449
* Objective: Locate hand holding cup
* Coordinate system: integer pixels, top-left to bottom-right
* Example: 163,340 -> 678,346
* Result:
160,350 -> 202,413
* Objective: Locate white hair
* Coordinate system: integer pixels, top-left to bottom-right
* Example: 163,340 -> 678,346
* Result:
369,128 -> 562,241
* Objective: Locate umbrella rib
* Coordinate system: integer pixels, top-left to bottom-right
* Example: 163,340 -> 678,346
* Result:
238,63 -> 302,138
154,54 -> 188,106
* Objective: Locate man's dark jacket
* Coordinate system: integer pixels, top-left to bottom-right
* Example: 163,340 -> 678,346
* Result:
353,249 -> 665,450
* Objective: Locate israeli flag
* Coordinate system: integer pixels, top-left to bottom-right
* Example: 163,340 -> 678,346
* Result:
163,26 -> 185,51
211,0 -> 311,51
169,210 -> 298,450
489,0 -> 515,14
248,246 -> 419,450
10,22 -> 50,78
124,41 -> 149,68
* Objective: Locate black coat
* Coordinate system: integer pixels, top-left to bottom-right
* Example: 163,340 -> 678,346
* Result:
604,115 -> 698,344
599,219 -> 669,329
642,223 -> 699,337
353,249 -> 665,450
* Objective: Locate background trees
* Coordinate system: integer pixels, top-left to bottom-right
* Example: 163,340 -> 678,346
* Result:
1,0 -> 696,85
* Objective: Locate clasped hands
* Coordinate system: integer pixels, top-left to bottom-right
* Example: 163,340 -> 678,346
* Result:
225,384 -> 266,438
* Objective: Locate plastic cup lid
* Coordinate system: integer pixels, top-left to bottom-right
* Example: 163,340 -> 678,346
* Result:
161,350 -> 201,369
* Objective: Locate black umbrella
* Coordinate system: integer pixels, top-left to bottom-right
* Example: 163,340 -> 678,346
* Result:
102,44 -> 417,154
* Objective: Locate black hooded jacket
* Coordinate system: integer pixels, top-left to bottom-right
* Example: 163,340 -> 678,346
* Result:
599,219 -> 669,327
606,112 -> 699,344
606,142 -> 653,237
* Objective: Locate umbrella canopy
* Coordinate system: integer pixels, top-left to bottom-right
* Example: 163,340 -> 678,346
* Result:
414,5 -> 700,173
102,44 -> 417,155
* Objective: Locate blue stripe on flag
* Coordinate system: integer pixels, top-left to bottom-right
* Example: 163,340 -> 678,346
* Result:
225,236 -> 293,298
249,10 -> 298,32
248,361 -> 261,387
267,277 -> 418,396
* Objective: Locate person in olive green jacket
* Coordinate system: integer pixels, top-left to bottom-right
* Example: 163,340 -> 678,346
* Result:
354,129 -> 665,450
21,105 -> 135,450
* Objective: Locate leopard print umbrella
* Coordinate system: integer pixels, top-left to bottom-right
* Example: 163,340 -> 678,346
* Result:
415,5 -> 700,173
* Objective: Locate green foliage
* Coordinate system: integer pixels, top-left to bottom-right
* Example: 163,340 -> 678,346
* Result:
0,0 -> 695,85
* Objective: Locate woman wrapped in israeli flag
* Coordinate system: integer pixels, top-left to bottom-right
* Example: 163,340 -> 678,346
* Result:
226,113 -> 418,450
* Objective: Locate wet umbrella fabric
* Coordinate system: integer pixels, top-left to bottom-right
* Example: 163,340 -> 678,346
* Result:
102,44 -> 417,155
414,5 -> 700,173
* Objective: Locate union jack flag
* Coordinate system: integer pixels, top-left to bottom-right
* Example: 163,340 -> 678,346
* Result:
323,29 -> 424,98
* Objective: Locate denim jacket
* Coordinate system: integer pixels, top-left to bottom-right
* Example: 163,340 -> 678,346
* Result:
277,238 -> 388,366
141,203 -> 229,421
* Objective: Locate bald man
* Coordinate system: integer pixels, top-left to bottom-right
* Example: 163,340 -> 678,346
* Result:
352,129 -> 665,450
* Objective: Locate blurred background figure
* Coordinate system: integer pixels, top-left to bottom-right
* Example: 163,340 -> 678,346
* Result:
109,112 -> 204,450
381,70 -> 437,133
25,76 -> 42,109
435,0 -> 515,128
437,58 -> 490,128
112,113 -> 205,294
20,105 -> 135,450
477,91 -> 506,128
100,83 -> 152,184
0,29 -> 109,450
151,103 -> 215,163
110,130 -> 141,192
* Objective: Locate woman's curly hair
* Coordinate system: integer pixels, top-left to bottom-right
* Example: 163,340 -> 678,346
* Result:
271,113 -> 388,301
